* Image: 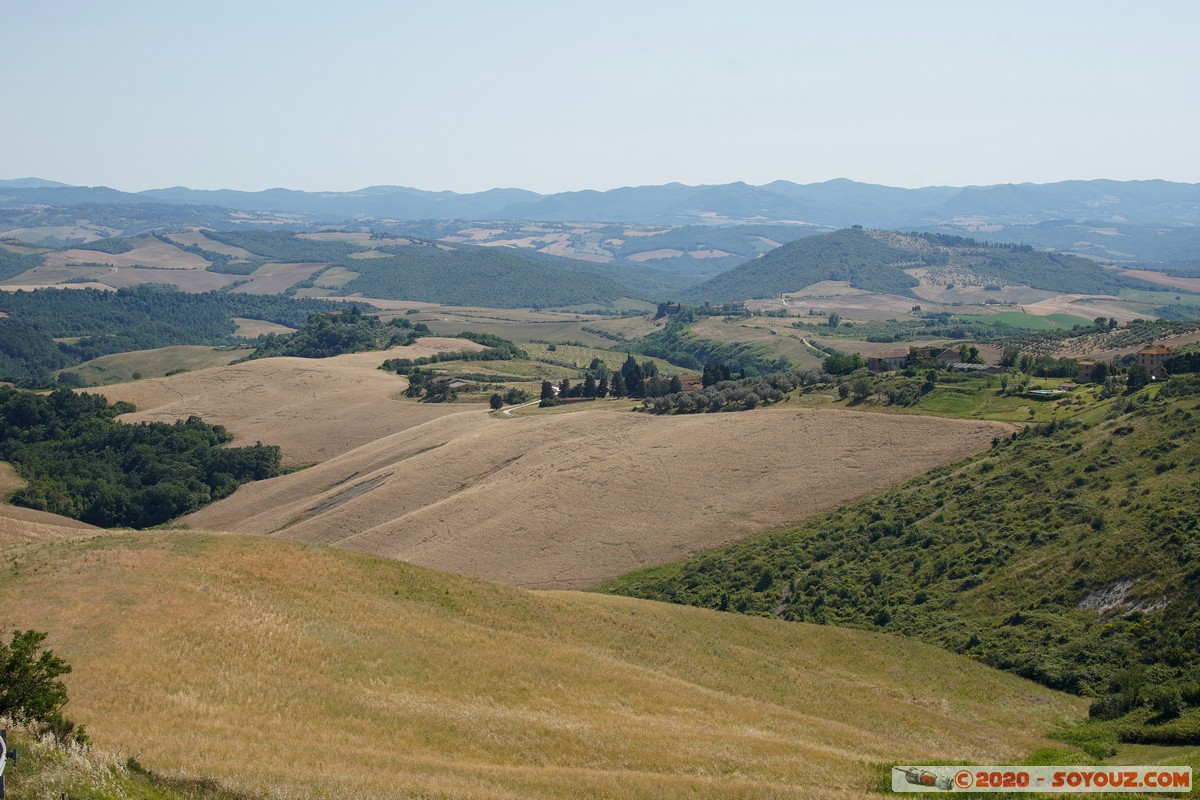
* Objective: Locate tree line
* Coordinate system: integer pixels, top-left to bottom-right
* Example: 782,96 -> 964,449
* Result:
0,387 -> 282,528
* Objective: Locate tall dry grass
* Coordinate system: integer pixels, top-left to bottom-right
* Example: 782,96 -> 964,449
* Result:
0,532 -> 1085,799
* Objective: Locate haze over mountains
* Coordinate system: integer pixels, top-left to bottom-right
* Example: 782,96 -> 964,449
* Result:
4,177 -> 1200,227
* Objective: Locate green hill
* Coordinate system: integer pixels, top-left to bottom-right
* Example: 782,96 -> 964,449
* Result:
681,228 -> 1162,305
682,228 -> 918,303
605,378 -> 1200,746
333,239 -> 632,307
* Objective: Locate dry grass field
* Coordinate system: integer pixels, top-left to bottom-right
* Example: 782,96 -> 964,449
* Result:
185,407 -> 1011,588
230,261 -> 327,295
1020,293 -> 1149,324
164,231 -> 258,259
1120,269 -> 1200,293
41,237 -> 211,270
232,317 -> 297,337
690,319 -> 827,368
0,464 -> 97,548
0,262 -> 115,287
98,339 -> 481,464
97,266 -> 241,292
0,532 -> 1084,800
60,344 -> 246,385
296,231 -> 376,244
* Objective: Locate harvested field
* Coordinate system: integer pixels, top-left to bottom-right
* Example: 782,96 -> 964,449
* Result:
186,407 -> 1012,589
60,345 -> 246,385
297,231 -> 376,244
1121,270 -> 1200,293
0,532 -> 1082,800
231,261 -> 327,294
1021,294 -> 1149,324
312,265 -> 359,287
627,248 -> 685,262
786,280 -> 870,297
232,317 -> 297,337
41,237 -> 210,270
0,263 -> 114,287
98,339 -> 482,464
96,266 -> 240,292
0,463 -> 98,548
165,231 -> 257,258
0,506 -> 98,550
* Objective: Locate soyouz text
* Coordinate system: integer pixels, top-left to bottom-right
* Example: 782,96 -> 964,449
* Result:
893,765 -> 1192,793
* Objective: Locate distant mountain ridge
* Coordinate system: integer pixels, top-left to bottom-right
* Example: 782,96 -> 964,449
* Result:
4,177 -> 1200,228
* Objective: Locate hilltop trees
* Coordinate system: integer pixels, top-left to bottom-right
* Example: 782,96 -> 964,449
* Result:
0,387 -> 282,528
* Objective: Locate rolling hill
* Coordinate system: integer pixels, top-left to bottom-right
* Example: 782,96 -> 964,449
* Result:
99,339 -> 481,465
682,228 -> 1163,305
605,378 -> 1200,744
331,238 -> 635,307
181,404 -> 1009,589
682,227 -> 919,302
0,530 -> 1084,799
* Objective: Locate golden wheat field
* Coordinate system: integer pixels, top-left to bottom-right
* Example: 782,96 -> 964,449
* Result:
0,532 -> 1085,800
98,338 -> 483,464
184,406 -> 1012,588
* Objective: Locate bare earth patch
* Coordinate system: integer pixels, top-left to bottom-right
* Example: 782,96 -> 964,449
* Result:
186,407 -> 1011,589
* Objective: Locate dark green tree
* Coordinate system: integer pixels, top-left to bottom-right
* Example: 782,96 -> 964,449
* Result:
489,393 -> 504,410
1126,364 -> 1151,391
0,629 -> 71,725
540,380 -> 555,401
621,354 -> 644,397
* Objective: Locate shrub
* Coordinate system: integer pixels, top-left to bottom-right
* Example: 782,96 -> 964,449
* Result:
0,629 -> 72,725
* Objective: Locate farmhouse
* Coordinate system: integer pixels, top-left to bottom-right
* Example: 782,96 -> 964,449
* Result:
1076,361 -> 1099,383
867,350 -> 909,372
1137,344 -> 1178,379
431,376 -> 480,393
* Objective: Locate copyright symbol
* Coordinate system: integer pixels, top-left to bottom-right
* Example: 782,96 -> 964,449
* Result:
955,770 -> 974,789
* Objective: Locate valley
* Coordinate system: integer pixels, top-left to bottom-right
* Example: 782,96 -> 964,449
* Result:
1,187 -> 1198,800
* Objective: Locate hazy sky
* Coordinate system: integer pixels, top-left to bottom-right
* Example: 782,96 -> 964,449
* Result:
3,1 -> 1197,193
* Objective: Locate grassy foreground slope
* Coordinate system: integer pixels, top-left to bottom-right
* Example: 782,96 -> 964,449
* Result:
0,532 -> 1082,800
606,381 -> 1200,741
